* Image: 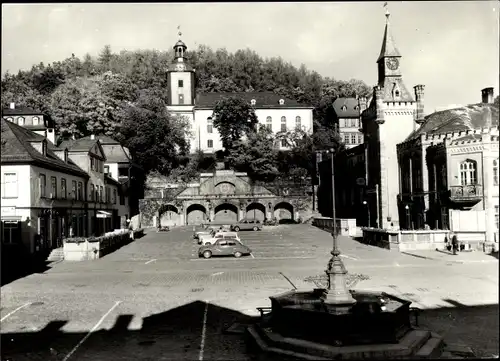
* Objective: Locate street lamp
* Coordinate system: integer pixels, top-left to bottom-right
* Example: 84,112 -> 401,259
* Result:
362,200 -> 370,227
320,148 -> 356,308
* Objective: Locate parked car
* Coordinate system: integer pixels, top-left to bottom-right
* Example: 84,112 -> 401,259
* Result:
231,218 -> 262,232
198,231 -> 241,245
193,225 -> 218,239
198,239 -> 252,259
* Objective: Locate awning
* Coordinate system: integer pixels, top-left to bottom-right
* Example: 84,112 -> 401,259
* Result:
1,216 -> 22,222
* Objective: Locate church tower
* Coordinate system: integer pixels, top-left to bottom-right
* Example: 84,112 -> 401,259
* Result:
363,6 -> 422,230
166,30 -> 196,106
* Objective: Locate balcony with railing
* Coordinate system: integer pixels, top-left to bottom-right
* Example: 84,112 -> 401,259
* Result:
448,184 -> 483,209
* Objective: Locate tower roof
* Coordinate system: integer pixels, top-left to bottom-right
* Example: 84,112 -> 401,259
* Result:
174,39 -> 187,49
377,9 -> 401,62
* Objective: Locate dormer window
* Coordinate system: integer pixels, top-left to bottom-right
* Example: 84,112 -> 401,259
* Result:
341,105 -> 347,111
33,116 -> 40,125
354,105 -> 359,111
6,117 -> 13,122
279,99 -> 285,105
392,83 -> 401,99
251,99 -> 256,106
17,117 -> 25,125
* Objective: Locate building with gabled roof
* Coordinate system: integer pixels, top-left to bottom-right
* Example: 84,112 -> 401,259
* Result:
165,37 -> 314,154
332,97 -> 365,149
1,116 -> 131,261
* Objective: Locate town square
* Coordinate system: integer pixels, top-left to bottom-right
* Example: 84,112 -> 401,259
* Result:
1,2 -> 499,360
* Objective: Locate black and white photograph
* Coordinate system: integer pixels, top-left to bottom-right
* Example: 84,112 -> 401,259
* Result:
1,2 -> 499,360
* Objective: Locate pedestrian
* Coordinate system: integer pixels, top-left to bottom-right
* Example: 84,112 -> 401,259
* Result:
451,233 -> 458,255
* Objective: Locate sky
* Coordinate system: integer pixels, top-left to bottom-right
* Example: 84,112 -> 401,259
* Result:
1,2 -> 499,112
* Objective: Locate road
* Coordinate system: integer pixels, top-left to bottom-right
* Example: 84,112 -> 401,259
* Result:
1,224 -> 498,360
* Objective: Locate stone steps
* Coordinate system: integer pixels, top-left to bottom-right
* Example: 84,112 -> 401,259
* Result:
46,248 -> 64,262
247,325 -> 447,360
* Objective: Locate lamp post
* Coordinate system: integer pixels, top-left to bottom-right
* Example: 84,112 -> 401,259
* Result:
320,148 -> 356,309
363,200 -> 370,227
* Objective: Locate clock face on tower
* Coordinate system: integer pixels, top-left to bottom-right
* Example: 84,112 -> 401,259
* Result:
175,63 -> 186,71
386,58 -> 399,71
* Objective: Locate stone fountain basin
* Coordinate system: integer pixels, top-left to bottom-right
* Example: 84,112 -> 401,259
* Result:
266,289 -> 412,346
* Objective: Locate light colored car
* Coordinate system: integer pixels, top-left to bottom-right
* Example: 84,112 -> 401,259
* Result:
199,231 -> 241,245
231,218 -> 262,232
193,225 -> 218,239
198,239 -> 252,259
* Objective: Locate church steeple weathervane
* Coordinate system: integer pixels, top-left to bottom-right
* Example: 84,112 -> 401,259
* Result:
174,25 -> 187,62
377,2 -> 401,63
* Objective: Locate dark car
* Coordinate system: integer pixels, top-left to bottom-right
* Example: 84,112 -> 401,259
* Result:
198,239 -> 252,259
230,218 -> 262,232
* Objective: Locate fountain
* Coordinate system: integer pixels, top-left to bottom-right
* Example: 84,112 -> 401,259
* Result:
246,149 -> 445,359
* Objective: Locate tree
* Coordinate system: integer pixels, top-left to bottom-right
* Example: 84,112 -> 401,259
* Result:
98,45 -> 113,72
212,96 -> 258,151
117,89 -> 191,174
226,126 -> 279,181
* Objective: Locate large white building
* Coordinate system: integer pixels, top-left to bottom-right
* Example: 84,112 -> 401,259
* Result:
165,38 -> 314,154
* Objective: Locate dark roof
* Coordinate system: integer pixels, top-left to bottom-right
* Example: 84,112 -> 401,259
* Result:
195,92 -> 312,109
377,18 -> 401,62
406,103 -> 499,141
59,138 -> 100,152
2,106 -> 43,116
332,98 -> 360,118
1,119 -> 88,177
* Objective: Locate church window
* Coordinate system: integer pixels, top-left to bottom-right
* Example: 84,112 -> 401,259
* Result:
207,117 -> 213,133
351,133 -> 357,144
251,99 -> 256,105
280,116 -> 287,132
493,159 -> 499,185
207,139 -> 213,148
178,94 -> 184,105
295,116 -> 301,130
266,116 -> 272,131
459,160 -> 477,185
178,80 -> 184,88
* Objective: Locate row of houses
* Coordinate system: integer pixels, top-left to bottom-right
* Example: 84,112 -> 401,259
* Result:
318,9 -> 499,250
1,104 -> 143,259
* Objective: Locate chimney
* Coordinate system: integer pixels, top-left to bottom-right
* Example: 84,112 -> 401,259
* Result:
374,86 -> 385,125
358,97 -> 368,112
9,102 -> 15,109
481,87 -> 494,104
414,84 -> 425,125
90,134 -> 95,140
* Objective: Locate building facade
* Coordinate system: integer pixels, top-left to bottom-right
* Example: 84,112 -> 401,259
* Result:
332,98 -> 364,149
397,88 -> 499,247
165,37 -> 314,154
1,114 -> 131,258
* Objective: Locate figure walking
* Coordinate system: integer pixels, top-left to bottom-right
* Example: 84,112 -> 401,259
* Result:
451,233 -> 458,255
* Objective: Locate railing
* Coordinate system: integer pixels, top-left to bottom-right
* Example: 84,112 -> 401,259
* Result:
449,185 -> 483,201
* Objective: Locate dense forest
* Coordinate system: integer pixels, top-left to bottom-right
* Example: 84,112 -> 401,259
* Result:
1,44 -> 372,183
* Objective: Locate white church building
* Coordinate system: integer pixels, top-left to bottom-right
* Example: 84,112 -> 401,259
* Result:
165,38 -> 314,154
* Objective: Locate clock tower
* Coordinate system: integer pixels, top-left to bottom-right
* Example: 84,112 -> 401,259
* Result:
166,32 -> 196,106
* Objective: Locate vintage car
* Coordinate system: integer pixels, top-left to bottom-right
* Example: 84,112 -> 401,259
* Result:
198,239 -> 252,259
198,231 -> 241,245
230,218 -> 262,232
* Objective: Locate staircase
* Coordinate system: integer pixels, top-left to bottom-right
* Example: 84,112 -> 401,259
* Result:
46,247 -> 64,262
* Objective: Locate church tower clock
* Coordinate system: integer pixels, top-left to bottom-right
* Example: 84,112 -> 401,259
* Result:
166,30 -> 196,106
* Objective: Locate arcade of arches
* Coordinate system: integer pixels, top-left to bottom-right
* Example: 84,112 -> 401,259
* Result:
140,170 -> 313,226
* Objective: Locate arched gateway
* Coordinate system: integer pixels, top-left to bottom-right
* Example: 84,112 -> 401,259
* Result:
139,170 -> 313,226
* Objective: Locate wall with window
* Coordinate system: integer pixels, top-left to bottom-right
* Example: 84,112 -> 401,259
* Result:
1,165 -> 31,209
193,107 -> 313,153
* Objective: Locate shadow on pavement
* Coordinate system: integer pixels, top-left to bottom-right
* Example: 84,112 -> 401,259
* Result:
1,298 -> 498,360
0,300 -> 261,361
1,245 -> 54,287
488,251 -> 499,260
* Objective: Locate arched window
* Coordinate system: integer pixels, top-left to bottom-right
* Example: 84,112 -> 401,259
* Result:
281,116 -> 286,132
33,116 -> 40,125
494,159 -> 499,186
295,116 -> 301,130
266,116 -> 272,131
341,106 -> 347,111
207,117 -> 213,133
459,160 -> 477,185
17,117 -> 25,126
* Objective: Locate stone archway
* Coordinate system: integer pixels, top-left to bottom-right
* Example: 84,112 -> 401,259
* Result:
274,201 -> 294,223
186,204 -> 208,225
158,204 -> 180,227
246,202 -> 266,221
214,203 -> 238,224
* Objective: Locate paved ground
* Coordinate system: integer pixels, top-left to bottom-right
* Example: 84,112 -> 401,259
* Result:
1,224 -> 498,360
